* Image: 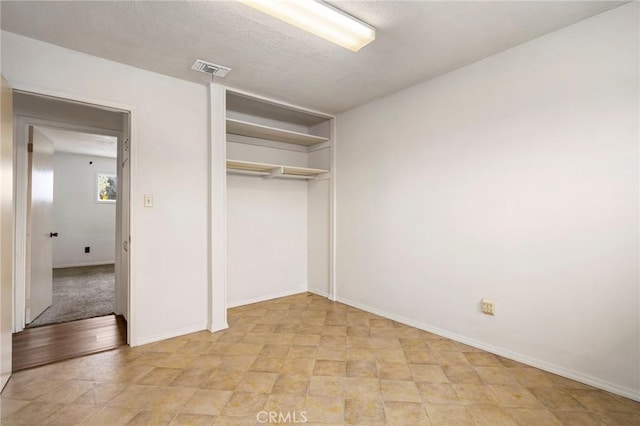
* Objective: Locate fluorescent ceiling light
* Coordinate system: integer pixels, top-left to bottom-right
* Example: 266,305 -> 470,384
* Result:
239,0 -> 375,52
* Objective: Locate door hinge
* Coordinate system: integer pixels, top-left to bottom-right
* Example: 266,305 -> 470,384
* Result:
27,142 -> 33,153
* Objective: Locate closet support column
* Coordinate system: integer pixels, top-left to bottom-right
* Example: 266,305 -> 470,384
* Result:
209,82 -> 228,332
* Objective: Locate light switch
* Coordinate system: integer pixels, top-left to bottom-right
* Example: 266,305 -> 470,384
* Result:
144,194 -> 153,207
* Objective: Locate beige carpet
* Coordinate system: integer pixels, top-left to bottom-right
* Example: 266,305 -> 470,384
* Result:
27,264 -> 116,328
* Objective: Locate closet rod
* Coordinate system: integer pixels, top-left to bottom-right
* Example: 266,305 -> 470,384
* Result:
227,169 -> 315,180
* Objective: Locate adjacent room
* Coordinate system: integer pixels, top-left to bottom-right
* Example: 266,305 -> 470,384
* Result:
0,1 -> 638,425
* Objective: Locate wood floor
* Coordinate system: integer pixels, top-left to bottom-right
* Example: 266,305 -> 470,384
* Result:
12,314 -> 126,371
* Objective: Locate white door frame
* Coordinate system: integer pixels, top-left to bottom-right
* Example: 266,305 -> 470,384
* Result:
11,85 -> 136,345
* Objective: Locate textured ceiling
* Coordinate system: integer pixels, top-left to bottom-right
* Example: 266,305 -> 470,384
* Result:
38,127 -> 118,158
0,1 -> 625,113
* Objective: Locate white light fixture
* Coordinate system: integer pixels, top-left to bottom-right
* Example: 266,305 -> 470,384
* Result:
239,0 -> 375,52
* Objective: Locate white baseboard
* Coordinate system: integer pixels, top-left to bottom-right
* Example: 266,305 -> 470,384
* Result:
132,322 -> 208,347
53,261 -> 115,268
337,295 -> 640,402
308,288 -> 329,298
228,285 -> 307,308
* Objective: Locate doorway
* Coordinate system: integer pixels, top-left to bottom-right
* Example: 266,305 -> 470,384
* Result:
11,91 -> 131,367
26,126 -> 119,328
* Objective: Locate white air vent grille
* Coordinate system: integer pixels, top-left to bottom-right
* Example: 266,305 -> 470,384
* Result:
191,59 -> 231,78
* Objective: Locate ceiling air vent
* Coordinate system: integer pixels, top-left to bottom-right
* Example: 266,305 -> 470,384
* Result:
191,59 -> 231,78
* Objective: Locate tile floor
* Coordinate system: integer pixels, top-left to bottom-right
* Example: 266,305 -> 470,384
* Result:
1,293 -> 638,425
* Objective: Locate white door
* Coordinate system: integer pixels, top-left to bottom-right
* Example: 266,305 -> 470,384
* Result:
1,76 -> 14,389
27,127 -> 54,322
116,113 -> 130,323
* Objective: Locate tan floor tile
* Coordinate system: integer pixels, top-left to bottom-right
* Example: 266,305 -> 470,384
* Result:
289,345 -> 318,359
443,366 -> 482,384
41,403 -> 102,425
383,401 -> 430,425
275,324 -> 300,333
169,413 -> 216,426
221,391 -> 268,417
346,346 -> 376,361
259,344 -> 290,357
207,343 -> 234,356
213,415 -> 258,425
236,372 -> 278,393
404,349 -> 438,365
313,360 -> 346,377
345,377 -> 381,400
107,384 -> 156,409
304,395 -> 344,424
467,406 -> 518,426
345,398 -> 385,425
177,342 -> 214,355
380,380 -> 421,403
490,385 -> 543,408
137,367 -> 184,386
272,374 -> 310,396
453,383 -> 499,405
509,367 -> 554,387
298,324 -> 324,335
594,411 -> 640,426
189,356 -> 224,370
463,352 -> 503,367
424,403 -> 473,426
201,370 -> 244,390
218,355 -> 257,372
346,360 -> 378,378
0,398 -> 31,420
374,349 -> 407,364
226,343 -> 264,356
566,388 -> 631,413
145,386 -> 199,412
268,333 -> 296,345
181,389 -> 233,416
249,356 -> 285,373
35,380 -> 95,404
216,332 -> 246,343
292,334 -> 321,346
434,351 -> 471,367
347,326 -> 371,337
409,364 -> 449,383
83,406 -> 139,425
475,366 -> 519,385
527,387 -> 585,410
317,346 -> 346,361
547,374 -> 595,390
171,368 -> 216,387
370,319 -> 394,328
127,410 -> 177,425
507,408 -> 562,426
370,337 -> 401,349
428,340 -> 460,351
399,338 -> 429,350
282,358 -> 315,376
417,383 -> 463,405
347,336 -> 373,347
496,356 -> 528,368
71,382 -> 128,406
1,377 -> 64,400
263,393 -> 306,412
250,324 -> 276,333
308,376 -> 345,397
378,362 -> 412,380
322,325 -> 347,336
319,335 -> 347,346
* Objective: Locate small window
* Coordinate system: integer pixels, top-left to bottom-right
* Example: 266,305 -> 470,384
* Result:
97,172 -> 117,203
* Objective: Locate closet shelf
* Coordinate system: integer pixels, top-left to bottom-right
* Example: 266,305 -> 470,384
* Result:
226,118 -> 329,146
227,160 -> 329,180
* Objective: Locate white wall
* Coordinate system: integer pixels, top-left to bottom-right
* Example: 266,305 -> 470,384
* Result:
226,143 -> 308,306
336,3 -> 639,400
52,152 -> 116,268
227,176 -> 308,306
1,31 -> 210,345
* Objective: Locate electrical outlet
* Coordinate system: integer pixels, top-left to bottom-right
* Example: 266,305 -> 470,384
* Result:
481,298 -> 495,315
